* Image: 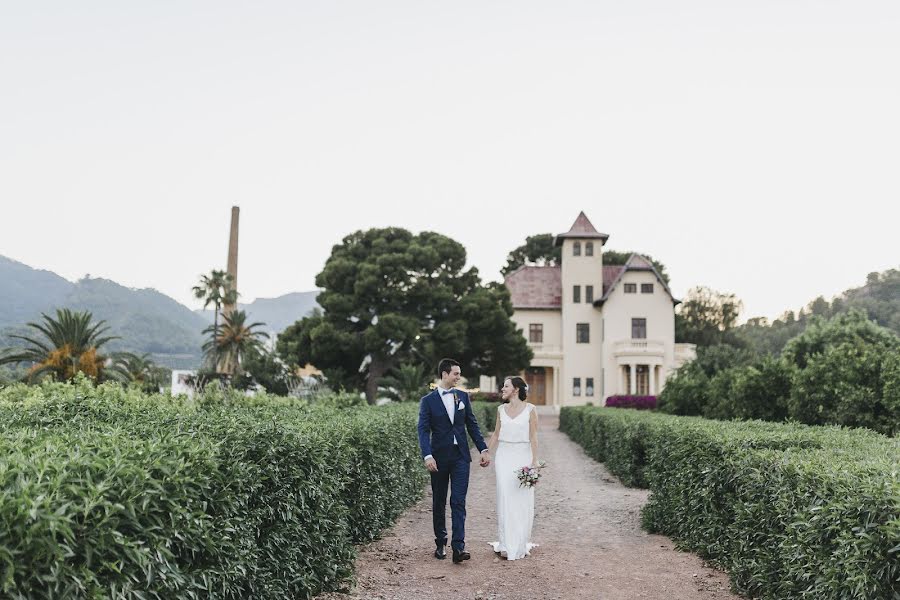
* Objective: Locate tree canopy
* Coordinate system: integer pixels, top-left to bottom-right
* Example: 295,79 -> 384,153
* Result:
501,234 -> 560,276
278,228 -> 532,403
675,286 -> 744,346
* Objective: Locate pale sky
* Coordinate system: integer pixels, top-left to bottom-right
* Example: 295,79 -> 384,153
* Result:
1,1 -> 898,322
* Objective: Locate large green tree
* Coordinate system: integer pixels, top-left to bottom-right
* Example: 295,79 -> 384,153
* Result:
675,286 -> 744,346
789,340 -> 899,435
781,309 -> 899,369
278,228 -> 532,404
501,234 -> 560,276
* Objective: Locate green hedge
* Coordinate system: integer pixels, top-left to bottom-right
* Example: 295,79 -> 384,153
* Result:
560,406 -> 900,600
471,400 -> 501,432
0,379 -> 427,599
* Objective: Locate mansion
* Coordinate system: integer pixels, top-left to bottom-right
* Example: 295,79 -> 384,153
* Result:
504,212 -> 695,407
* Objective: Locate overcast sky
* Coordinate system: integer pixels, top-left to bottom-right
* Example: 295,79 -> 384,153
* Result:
1,1 -> 898,322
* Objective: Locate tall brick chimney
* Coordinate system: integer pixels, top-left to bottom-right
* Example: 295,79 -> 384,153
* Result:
224,206 -> 239,316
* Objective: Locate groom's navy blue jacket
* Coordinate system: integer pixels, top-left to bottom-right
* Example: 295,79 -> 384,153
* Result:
418,388 -> 488,463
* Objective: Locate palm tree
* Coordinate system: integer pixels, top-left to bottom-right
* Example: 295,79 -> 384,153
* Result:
202,310 -> 269,375
379,362 -> 430,402
193,270 -> 238,372
0,309 -> 124,383
114,352 -> 169,392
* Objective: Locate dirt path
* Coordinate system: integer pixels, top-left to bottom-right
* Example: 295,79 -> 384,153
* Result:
318,415 -> 741,600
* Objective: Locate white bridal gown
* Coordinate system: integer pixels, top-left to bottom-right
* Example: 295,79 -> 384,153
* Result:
490,403 -> 538,560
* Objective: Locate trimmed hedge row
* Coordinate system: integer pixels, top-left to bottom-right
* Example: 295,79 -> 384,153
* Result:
0,379 -> 427,599
560,406 -> 900,600
471,400 -> 500,433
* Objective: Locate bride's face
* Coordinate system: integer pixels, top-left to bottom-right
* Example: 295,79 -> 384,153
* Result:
501,379 -> 515,400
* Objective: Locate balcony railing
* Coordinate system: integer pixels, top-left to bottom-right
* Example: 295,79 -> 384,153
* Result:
528,343 -> 563,357
613,339 -> 665,357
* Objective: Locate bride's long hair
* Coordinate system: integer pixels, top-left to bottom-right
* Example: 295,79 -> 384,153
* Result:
504,376 -> 528,403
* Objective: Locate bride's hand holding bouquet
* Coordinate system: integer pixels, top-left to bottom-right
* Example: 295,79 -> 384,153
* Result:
515,460 -> 547,488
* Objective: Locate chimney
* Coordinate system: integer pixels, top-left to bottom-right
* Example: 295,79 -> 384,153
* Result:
224,206 -> 239,316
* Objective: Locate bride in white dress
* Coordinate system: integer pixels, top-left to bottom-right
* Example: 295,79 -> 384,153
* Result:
486,376 -> 539,560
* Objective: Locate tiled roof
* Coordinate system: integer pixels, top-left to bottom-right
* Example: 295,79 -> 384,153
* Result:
505,266 -> 562,309
505,264 -> 625,309
602,265 -> 626,296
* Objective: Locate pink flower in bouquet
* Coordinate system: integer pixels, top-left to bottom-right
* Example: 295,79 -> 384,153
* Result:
514,461 -> 547,488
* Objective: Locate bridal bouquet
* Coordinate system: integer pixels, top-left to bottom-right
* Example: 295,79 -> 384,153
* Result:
515,461 -> 547,488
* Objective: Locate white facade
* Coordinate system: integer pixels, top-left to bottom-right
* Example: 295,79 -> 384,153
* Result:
505,212 -> 695,407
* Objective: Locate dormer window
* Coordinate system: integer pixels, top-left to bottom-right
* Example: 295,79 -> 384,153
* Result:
585,242 -> 594,256
624,283 -> 637,293
573,241 -> 581,256
641,283 -> 654,293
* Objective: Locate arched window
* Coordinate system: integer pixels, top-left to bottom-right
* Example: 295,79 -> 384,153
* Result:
586,242 -> 594,256
573,241 -> 581,256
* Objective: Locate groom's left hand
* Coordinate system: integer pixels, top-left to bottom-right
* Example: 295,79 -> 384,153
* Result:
479,452 -> 490,467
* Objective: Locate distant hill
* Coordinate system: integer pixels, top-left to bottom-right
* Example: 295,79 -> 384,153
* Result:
196,291 -> 320,336
63,277 -> 209,363
0,256 -> 208,368
0,255 -> 72,325
735,267 -> 900,355
1,255 -> 320,370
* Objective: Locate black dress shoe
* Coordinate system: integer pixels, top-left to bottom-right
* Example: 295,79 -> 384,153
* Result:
434,546 -> 446,559
452,549 -> 471,563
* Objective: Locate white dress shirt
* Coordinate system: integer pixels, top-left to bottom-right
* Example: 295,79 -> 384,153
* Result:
423,386 -> 488,463
439,387 -> 457,427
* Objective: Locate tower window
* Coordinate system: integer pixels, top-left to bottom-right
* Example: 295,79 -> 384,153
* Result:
573,377 -> 582,396
586,242 -> 594,256
624,283 -> 637,293
529,323 -> 543,343
573,241 -> 581,256
577,323 -> 590,343
641,283 -> 654,293
573,285 -> 581,303
585,285 -> 594,303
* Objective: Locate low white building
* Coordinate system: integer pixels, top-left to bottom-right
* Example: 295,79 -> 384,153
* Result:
504,212 -> 695,407
170,370 -> 197,397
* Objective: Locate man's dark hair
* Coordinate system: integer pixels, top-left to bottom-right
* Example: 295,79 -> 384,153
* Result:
437,358 -> 460,379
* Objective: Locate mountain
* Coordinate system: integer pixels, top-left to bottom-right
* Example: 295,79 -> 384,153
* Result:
62,277 -> 209,361
196,291 -> 320,336
1,255 -> 321,370
1,256 -> 206,368
0,255 -> 72,325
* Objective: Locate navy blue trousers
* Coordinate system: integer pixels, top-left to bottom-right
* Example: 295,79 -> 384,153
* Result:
430,454 -> 470,552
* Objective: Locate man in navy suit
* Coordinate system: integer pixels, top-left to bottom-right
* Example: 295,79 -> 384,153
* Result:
418,358 -> 490,563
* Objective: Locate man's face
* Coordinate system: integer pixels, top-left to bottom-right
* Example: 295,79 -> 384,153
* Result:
446,365 -> 461,387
